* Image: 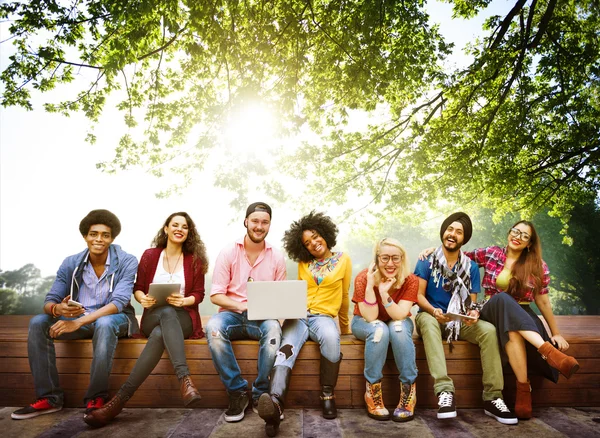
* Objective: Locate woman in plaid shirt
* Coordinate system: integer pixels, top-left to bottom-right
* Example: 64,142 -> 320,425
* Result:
464,220 -> 579,420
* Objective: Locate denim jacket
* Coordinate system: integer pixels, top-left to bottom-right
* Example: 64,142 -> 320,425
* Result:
44,244 -> 139,336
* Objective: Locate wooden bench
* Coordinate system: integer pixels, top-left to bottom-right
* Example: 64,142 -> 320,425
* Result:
1,315 -> 598,409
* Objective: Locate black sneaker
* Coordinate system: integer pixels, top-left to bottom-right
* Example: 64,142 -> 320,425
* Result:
11,398 -> 62,420
437,391 -> 457,419
224,390 -> 249,422
484,398 -> 518,425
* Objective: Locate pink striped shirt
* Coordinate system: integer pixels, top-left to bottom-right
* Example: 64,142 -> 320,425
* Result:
210,236 -> 287,312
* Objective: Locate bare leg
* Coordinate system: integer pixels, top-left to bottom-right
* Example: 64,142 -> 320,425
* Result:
518,330 -> 545,349
505,331 -> 529,383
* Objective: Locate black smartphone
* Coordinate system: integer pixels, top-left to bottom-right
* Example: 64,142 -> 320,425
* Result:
372,254 -> 379,271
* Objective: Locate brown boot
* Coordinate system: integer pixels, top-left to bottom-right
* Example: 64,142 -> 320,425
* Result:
515,380 -> 532,419
83,393 -> 129,428
180,375 -> 202,407
537,341 -> 580,379
365,381 -> 389,421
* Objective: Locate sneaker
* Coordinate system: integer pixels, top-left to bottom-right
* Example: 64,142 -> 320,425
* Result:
11,398 -> 62,420
437,391 -> 457,419
484,398 -> 518,425
224,390 -> 249,422
85,397 -> 106,415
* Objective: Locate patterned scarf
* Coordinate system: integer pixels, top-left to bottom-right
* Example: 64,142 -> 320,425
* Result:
430,246 -> 472,347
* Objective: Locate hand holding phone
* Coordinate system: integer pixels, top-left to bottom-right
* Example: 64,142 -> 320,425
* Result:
67,299 -> 84,308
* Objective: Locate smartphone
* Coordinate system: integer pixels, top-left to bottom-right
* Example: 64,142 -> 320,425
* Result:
67,299 -> 84,308
373,254 -> 379,271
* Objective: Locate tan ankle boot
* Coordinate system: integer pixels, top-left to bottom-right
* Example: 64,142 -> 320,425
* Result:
83,393 -> 129,428
538,342 -> 580,379
515,380 -> 532,419
180,375 -> 202,407
365,381 -> 390,420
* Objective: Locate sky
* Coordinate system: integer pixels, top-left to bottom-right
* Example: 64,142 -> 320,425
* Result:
0,1 -> 513,278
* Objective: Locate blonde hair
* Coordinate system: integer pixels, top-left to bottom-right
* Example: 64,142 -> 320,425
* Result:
374,237 -> 411,289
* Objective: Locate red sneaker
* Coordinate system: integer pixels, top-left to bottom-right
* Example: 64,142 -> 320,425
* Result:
11,398 -> 62,420
85,397 -> 106,415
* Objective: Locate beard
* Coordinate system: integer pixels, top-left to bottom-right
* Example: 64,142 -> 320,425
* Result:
247,228 -> 267,243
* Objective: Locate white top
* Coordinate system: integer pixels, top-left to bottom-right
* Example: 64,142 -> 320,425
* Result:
152,250 -> 185,295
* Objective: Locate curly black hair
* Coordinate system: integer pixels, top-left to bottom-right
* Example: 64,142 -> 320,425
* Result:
152,212 -> 209,274
283,211 -> 338,263
79,209 -> 121,238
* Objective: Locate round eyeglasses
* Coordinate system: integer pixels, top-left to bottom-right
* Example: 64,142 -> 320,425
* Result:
377,255 -> 403,264
509,227 -> 531,241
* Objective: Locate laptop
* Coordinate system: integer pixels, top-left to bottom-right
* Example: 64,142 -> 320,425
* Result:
246,280 -> 307,320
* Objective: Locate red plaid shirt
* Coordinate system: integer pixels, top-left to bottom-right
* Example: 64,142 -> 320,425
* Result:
464,246 -> 550,302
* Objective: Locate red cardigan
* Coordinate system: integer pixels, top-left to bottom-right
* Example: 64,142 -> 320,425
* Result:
134,248 -> 205,339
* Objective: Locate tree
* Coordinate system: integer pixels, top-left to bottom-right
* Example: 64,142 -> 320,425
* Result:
1,0 -> 448,203
1,1 -> 598,218
0,265 -> 54,315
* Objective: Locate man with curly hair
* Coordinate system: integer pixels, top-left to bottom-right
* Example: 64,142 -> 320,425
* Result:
206,202 -> 286,423
12,209 -> 138,421
258,211 -> 351,437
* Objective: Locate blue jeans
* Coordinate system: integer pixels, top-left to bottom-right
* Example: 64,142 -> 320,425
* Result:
351,315 -> 418,385
206,311 -> 281,400
28,312 -> 129,406
275,313 -> 341,369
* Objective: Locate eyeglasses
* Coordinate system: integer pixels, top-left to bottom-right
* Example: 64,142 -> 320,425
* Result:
509,227 -> 531,241
378,255 -> 403,264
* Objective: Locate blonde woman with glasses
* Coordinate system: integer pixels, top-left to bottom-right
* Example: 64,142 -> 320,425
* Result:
351,238 -> 419,422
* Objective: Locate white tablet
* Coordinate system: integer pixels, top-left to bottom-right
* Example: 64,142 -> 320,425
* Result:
445,312 -> 477,321
148,283 -> 181,308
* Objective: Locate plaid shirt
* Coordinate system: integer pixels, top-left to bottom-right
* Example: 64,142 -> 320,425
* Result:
464,246 -> 550,302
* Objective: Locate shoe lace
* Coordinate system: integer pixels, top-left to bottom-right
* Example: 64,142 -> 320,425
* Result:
491,398 -> 510,413
371,384 -> 384,407
400,384 -> 414,407
438,392 -> 453,408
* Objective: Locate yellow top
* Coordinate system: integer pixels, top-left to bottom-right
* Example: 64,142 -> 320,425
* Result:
496,267 -> 511,291
298,252 -> 352,333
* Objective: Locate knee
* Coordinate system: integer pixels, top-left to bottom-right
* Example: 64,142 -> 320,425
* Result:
156,306 -> 178,319
367,320 -> 389,345
261,320 -> 282,340
206,318 -> 226,343
320,329 -> 340,348
391,319 -> 414,339
28,314 -> 52,338
93,315 -> 121,337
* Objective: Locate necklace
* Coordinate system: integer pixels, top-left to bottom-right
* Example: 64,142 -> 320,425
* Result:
165,251 -> 183,283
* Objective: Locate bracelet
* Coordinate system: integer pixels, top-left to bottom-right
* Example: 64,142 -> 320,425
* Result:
50,303 -> 58,317
363,298 -> 378,306
384,300 -> 394,309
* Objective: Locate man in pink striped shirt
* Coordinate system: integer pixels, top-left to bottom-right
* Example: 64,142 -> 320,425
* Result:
206,202 -> 286,423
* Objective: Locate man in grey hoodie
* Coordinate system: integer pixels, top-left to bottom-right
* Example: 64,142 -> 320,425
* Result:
11,209 -> 138,420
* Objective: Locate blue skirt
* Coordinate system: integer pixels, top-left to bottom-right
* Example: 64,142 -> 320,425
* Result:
480,292 -> 559,383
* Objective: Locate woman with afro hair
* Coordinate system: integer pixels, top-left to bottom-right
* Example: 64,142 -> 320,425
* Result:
258,211 -> 351,437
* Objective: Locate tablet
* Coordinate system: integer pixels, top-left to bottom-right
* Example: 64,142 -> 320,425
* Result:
148,283 -> 182,308
445,312 -> 477,321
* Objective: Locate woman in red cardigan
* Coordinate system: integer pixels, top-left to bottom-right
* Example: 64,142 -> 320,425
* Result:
85,212 -> 208,428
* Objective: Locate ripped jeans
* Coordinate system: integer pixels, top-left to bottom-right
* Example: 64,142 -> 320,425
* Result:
274,313 -> 341,369
351,315 -> 417,385
205,310 -> 281,400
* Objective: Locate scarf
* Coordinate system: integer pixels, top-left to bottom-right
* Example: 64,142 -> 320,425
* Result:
430,246 -> 472,347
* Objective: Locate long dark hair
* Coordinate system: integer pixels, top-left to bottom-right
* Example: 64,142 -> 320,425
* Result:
507,220 -> 543,299
152,212 -> 208,274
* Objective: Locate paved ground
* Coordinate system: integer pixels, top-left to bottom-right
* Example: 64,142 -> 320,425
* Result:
1,406 -> 599,438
